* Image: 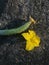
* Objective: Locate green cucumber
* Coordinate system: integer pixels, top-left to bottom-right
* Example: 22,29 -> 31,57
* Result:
0,21 -> 31,35
0,16 -> 36,35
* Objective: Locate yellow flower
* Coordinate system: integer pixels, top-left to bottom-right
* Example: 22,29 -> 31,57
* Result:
22,30 -> 40,51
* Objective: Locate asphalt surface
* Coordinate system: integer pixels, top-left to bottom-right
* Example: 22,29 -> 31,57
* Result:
0,0 -> 49,65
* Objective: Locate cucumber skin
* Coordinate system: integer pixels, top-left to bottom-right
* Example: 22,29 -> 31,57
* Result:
0,21 -> 31,35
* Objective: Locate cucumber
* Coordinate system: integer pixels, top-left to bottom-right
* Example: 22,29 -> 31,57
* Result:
0,16 -> 35,35
0,21 -> 31,35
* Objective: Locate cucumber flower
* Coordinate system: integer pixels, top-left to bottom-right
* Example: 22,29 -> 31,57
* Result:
22,30 -> 40,51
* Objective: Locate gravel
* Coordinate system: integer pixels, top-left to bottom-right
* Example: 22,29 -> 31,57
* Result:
0,0 -> 49,65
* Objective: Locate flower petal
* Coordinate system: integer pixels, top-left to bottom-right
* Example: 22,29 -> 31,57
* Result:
29,30 -> 36,37
33,35 -> 40,47
22,33 -> 31,40
25,40 -> 35,51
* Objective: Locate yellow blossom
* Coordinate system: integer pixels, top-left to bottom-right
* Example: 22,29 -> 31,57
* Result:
22,30 -> 40,51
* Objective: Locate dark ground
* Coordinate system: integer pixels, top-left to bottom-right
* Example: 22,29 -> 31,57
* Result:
0,0 -> 49,65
